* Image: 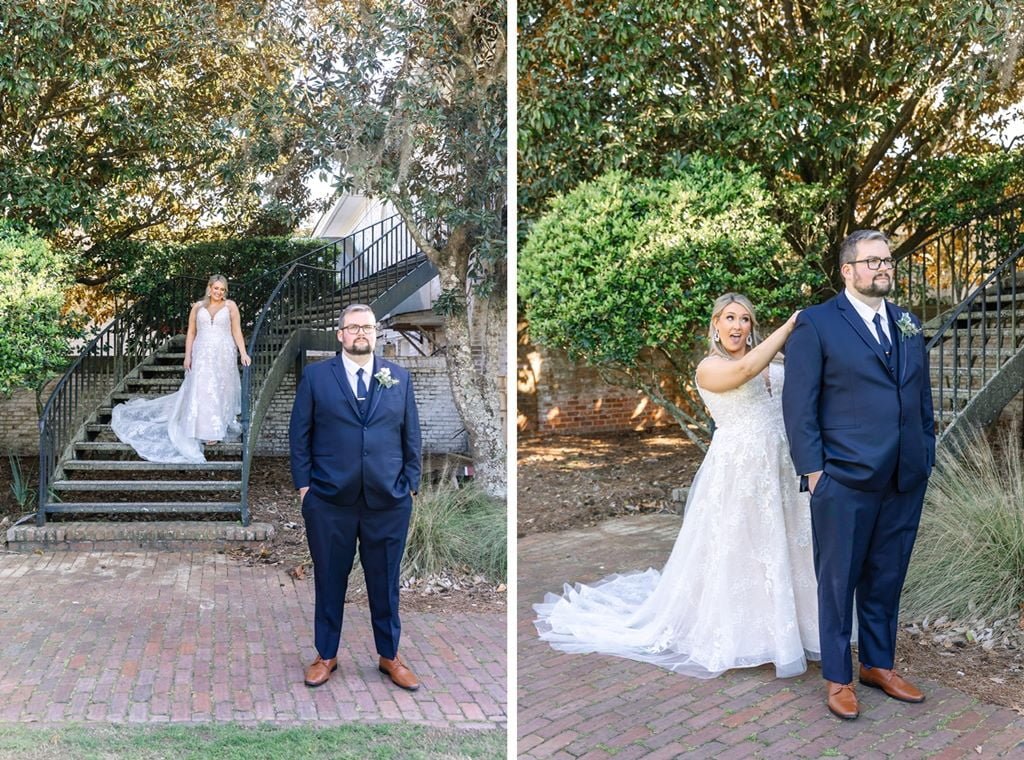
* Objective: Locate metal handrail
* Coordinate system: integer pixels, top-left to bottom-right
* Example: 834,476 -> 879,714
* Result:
924,244 -> 1024,439
238,217 -> 429,520
894,203 -> 1024,324
36,275 -> 207,524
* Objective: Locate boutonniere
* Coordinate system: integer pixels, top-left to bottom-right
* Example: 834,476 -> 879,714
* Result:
374,367 -> 400,388
894,311 -> 921,341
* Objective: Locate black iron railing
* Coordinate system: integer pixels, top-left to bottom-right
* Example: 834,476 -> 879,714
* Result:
36,275 -> 207,524
894,203 -> 1024,325
238,216 -> 430,516
924,245 -> 1024,438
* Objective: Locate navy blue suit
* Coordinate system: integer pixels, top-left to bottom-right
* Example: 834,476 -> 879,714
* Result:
289,355 -> 421,661
782,291 -> 934,684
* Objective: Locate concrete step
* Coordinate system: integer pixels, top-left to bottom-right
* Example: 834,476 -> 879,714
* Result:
6,520 -> 272,552
111,392 -> 165,402
63,460 -> 242,472
41,502 -> 243,513
124,378 -> 183,388
75,440 -> 242,454
51,480 -> 243,492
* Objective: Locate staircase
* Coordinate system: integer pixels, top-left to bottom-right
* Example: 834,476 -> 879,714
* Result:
896,212 -> 1024,444
32,215 -> 439,537
49,336 -> 245,519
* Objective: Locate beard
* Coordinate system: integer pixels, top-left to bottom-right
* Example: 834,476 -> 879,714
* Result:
855,274 -> 892,298
346,340 -> 373,355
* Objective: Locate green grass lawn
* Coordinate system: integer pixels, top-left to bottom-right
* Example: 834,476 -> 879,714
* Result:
0,723 -> 506,759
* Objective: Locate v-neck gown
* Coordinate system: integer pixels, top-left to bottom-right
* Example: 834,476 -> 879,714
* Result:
111,305 -> 242,463
533,362 -> 821,678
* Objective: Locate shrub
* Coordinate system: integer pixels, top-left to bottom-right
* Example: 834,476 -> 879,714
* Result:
901,427 -> 1024,622
519,156 -> 822,439
403,475 -> 506,583
0,223 -> 84,395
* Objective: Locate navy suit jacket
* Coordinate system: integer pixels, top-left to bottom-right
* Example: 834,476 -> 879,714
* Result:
289,355 -> 422,509
782,292 -> 935,493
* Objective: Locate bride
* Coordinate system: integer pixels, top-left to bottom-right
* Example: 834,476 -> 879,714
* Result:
111,274 -> 252,463
534,293 -> 820,678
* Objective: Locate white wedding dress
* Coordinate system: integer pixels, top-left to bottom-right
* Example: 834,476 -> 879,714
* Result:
534,361 -> 820,678
111,305 -> 242,463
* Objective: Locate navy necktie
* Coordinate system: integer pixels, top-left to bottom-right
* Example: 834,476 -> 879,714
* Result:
873,313 -> 893,372
356,368 -> 368,416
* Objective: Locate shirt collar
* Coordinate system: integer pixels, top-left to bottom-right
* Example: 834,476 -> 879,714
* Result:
845,288 -> 888,325
341,351 -> 373,379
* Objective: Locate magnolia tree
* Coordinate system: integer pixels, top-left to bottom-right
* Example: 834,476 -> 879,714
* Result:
0,0 -> 317,284
520,159 -> 822,445
289,0 -> 507,497
520,0 -> 1024,279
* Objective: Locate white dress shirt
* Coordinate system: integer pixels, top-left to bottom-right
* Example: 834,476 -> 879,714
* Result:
845,288 -> 891,345
341,352 -> 374,400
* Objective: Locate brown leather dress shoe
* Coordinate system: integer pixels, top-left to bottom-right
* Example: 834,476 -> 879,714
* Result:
378,654 -> 420,691
304,655 -> 337,687
859,665 -> 925,703
826,681 -> 859,720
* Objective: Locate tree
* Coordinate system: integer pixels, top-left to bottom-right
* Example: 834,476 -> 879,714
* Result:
520,158 -> 821,444
0,223 -> 82,403
290,0 -> 508,497
519,0 -> 1024,279
0,0 -> 316,284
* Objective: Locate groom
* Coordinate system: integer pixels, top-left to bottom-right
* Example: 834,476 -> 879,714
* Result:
783,230 -> 935,720
289,303 -> 422,690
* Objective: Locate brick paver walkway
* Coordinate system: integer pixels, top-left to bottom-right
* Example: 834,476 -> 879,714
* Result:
0,551 -> 505,729
519,515 -> 1024,759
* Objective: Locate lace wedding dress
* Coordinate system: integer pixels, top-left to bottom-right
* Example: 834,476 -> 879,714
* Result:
111,305 -> 242,463
534,361 -> 820,678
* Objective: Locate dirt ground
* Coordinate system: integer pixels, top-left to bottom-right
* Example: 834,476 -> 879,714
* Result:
518,428 -> 1024,712
0,455 -> 505,616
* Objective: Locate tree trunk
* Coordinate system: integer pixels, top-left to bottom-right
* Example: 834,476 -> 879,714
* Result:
438,275 -> 507,500
395,208 -> 507,500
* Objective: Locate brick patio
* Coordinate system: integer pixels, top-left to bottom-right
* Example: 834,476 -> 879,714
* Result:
518,515 -> 1024,758
0,551 -> 505,730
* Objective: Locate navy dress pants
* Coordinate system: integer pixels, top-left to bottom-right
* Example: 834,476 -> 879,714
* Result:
810,473 -> 927,684
301,489 -> 412,660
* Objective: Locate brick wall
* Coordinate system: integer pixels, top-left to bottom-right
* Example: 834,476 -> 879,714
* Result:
0,379 -> 59,455
518,325 -> 672,436
256,352 -> 470,455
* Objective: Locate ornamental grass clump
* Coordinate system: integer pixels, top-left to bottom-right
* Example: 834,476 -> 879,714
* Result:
902,427 -> 1024,623
403,472 -> 506,583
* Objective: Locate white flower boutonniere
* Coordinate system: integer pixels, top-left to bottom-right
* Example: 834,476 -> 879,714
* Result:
894,311 -> 921,341
374,367 -> 400,388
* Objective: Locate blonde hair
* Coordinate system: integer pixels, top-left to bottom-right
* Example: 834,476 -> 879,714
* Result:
202,275 -> 229,307
706,292 -> 763,358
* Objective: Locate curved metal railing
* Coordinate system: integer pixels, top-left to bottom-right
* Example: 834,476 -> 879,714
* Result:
36,275 -> 207,524
238,217 -> 434,517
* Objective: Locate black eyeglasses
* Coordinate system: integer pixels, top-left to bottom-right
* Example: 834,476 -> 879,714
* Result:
847,257 -> 895,271
341,325 -> 377,335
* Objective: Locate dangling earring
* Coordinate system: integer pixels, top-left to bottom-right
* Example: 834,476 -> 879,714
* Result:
746,334 -> 753,347
713,329 -> 720,343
